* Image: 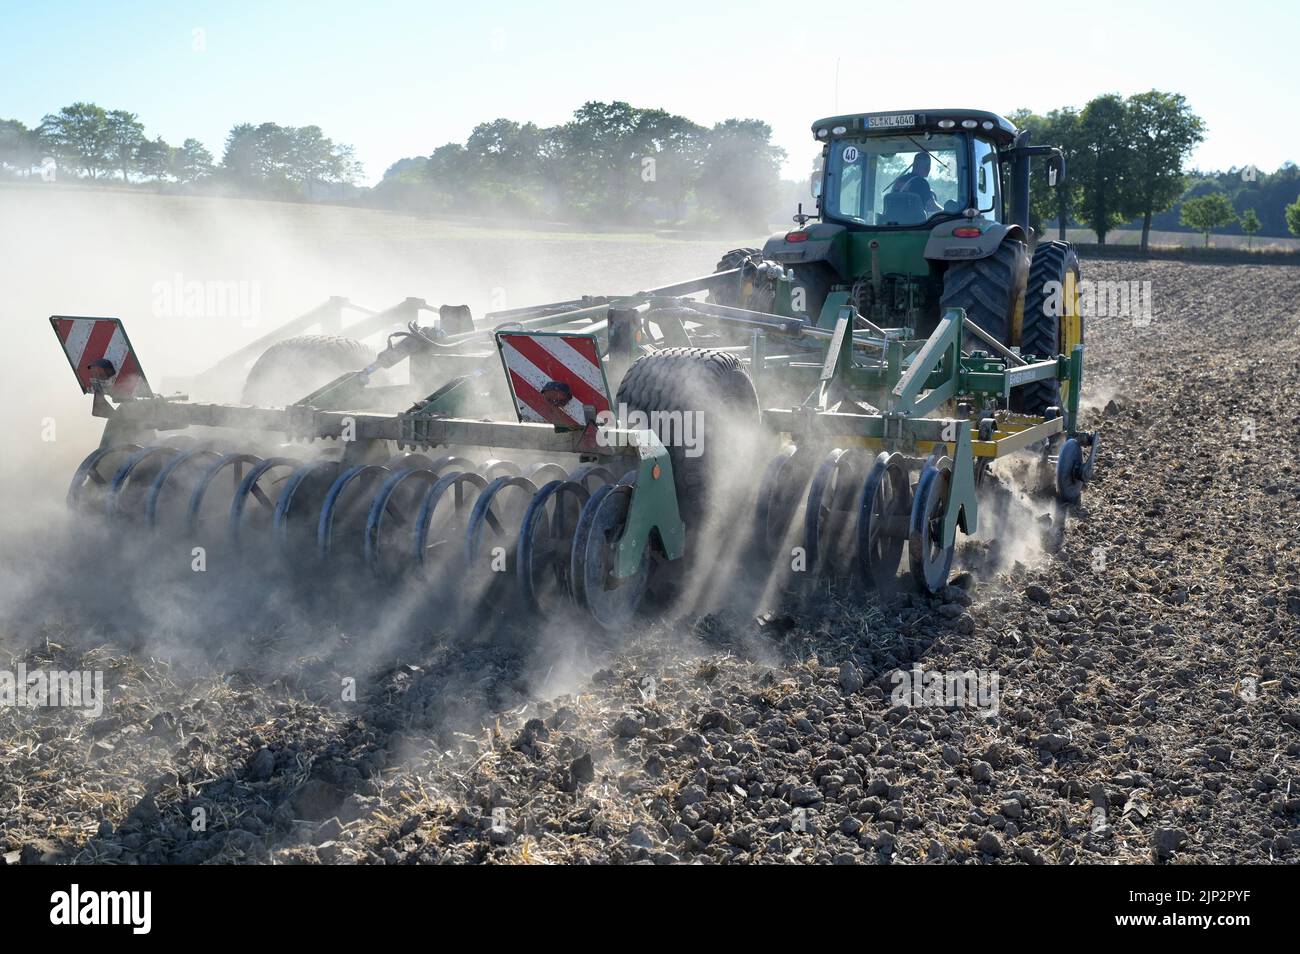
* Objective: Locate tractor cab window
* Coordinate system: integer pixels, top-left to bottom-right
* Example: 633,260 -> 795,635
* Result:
828,134 -> 963,226
972,136 -> 1000,221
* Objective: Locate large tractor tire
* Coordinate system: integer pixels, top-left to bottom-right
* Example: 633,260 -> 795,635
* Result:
615,348 -> 759,527
715,244 -> 832,327
939,239 -> 1028,350
714,247 -> 762,272
708,247 -> 775,314
1013,241 -> 1082,415
241,334 -> 375,406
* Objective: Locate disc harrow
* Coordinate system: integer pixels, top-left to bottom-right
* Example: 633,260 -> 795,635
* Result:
67,440 -> 663,625
51,251 -> 1098,632
752,443 -> 959,593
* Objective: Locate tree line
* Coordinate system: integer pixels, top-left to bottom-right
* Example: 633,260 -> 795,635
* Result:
0,99 -> 786,227
371,101 -> 787,228
1011,91 -> 1300,248
3,95 -> 1297,242
0,102 -> 361,198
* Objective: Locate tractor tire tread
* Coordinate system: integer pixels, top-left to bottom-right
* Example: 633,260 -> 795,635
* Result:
939,239 -> 1027,348
1015,240 -> 1081,415
615,348 -> 758,525
241,334 -> 375,406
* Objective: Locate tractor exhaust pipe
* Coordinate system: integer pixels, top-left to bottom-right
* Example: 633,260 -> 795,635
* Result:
1012,129 -> 1032,233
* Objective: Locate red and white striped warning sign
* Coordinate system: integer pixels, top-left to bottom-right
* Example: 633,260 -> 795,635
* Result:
497,331 -> 611,428
50,316 -> 151,399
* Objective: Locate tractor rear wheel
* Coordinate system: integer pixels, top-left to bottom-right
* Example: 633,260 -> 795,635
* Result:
615,348 -> 759,527
241,334 -> 375,407
939,239 -> 1028,350
1014,241 -> 1082,416
713,247 -> 762,273
708,247 -> 773,313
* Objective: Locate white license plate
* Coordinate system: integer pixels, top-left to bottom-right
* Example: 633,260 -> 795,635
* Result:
867,114 -> 916,129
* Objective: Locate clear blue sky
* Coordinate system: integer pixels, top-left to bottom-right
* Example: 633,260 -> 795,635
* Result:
2,0 -> 1295,184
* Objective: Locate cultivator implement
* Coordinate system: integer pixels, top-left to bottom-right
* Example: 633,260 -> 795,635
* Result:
52,245 -> 1097,630
66,407 -> 687,628
51,283 -> 743,630
748,302 -> 1099,590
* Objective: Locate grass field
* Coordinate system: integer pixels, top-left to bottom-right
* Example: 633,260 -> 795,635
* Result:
1060,226 -> 1300,250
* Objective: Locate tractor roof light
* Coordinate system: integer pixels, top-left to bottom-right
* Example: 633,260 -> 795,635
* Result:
937,119 -> 955,129
816,128 -> 829,138
961,119 -> 978,129
982,121 -> 994,130
831,125 -> 847,135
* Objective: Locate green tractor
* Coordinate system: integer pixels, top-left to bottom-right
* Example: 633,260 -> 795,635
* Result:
721,109 -> 1082,417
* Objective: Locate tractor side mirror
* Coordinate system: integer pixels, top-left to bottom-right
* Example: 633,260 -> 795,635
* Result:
810,171 -> 822,199
1048,152 -> 1066,188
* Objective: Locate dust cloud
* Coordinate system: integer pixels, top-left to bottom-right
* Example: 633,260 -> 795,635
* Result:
0,183 -> 742,692
0,183 -> 1056,716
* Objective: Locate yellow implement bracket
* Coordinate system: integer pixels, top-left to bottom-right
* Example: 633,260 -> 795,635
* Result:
972,415 -> 1063,458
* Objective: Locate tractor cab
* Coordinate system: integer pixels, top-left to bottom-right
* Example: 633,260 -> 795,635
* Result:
818,111 -> 1016,228
762,109 -> 1066,340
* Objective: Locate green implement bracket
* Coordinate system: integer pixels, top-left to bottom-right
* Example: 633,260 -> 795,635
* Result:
942,425 -> 978,545
817,290 -> 853,329
1066,344 -> 1083,436
815,310 -> 856,406
888,308 -> 961,416
612,429 -> 685,579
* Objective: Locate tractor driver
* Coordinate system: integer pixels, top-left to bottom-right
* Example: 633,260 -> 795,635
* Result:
890,153 -> 942,217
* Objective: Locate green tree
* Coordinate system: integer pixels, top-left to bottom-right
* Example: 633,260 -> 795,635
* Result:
696,118 -> 785,228
287,125 -> 361,194
1180,192 -> 1236,246
223,122 -> 295,190
463,118 -> 547,212
0,119 -> 41,175
1073,94 -> 1134,244
104,109 -> 146,181
1239,207 -> 1261,248
220,122 -> 262,182
1008,106 -> 1081,239
136,136 -> 173,181
1287,197 -> 1300,237
1126,91 -> 1205,252
423,142 -> 471,204
221,122 -> 358,195
37,102 -> 113,178
1257,163 -> 1299,235
557,101 -> 652,217
172,138 -> 214,183
635,110 -> 706,223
